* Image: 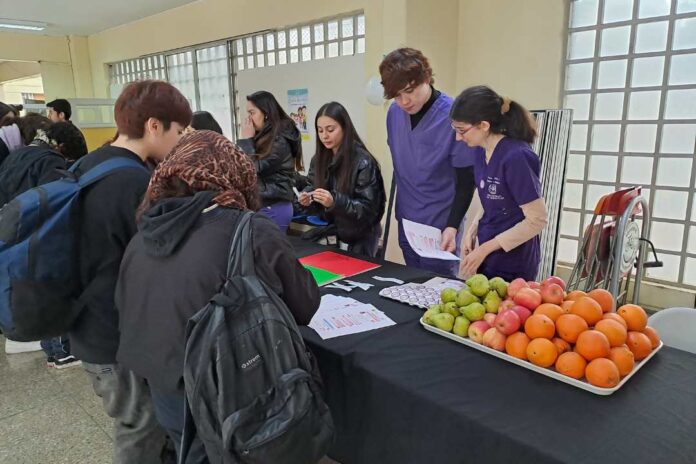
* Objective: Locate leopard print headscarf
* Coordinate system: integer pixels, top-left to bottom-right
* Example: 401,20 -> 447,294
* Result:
148,130 -> 259,210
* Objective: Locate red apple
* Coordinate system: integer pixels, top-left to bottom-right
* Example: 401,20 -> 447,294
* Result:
528,281 -> 542,290
542,276 -> 567,291
508,278 -> 529,298
541,283 -> 565,305
499,299 -> 515,313
511,305 -> 532,325
482,327 -> 507,351
513,288 -> 543,310
494,310 -> 521,335
468,321 -> 491,343
484,313 -> 497,325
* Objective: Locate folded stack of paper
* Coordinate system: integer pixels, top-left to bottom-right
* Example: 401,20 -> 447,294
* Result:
308,294 -> 395,340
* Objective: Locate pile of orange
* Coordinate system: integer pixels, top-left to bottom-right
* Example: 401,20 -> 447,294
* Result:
504,288 -> 661,389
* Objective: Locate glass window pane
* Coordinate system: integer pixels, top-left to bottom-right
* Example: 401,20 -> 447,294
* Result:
669,53 -> 696,85
302,46 -> 311,61
589,155 -> 619,181
564,182 -> 584,208
257,54 -> 265,67
256,35 -> 264,52
600,26 -> 630,56
342,18 -> 354,37
635,21 -> 668,53
290,48 -> 299,63
654,190 -> 689,220
570,123 -> 588,150
586,184 -> 616,208
566,63 -> 594,90
678,0 -> 696,13
591,124 -> 622,151
357,15 -> 366,35
657,158 -> 693,187
621,156 -> 654,184
301,26 -> 311,45
638,0 -> 671,18
660,124 -> 696,153
567,154 -> 586,179
342,39 -> 354,55
289,28 -> 298,47
328,42 -> 339,58
624,124 -> 657,152
237,57 -> 245,70
560,211 -> 581,236
245,37 -> 253,54
565,93 -> 591,120
570,30 -> 597,59
315,44 -> 325,60
328,21 -> 339,40
604,0 -> 634,22
684,258 -> 696,286
665,89 -> 696,119
651,222 -> 685,252
571,0 -> 599,27
266,33 -> 275,50
314,24 -> 324,42
277,31 -> 287,49
631,56 -> 664,87
357,37 -> 366,54
688,226 -> 696,253
278,50 -> 287,65
247,55 -> 254,69
597,59 -> 627,88
647,253 -> 680,282
558,238 -> 579,263
628,91 -> 661,120
267,52 -> 275,66
674,18 -> 696,50
594,92 -> 624,120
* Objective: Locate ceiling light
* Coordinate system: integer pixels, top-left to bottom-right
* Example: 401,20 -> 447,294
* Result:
0,19 -> 47,32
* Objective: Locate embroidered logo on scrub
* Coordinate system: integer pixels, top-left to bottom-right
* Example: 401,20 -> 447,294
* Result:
483,176 -> 505,201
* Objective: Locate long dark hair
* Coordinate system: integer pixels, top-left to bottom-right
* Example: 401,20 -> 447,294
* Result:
450,85 -> 537,144
246,91 -> 303,170
313,102 -> 372,194
191,111 -> 223,134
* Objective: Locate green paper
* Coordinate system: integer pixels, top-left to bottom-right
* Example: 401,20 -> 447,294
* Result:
303,264 -> 343,286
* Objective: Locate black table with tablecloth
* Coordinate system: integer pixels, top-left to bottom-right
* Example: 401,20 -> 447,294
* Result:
291,238 -> 696,464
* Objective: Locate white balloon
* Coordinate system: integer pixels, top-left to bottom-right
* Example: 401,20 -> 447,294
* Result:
365,76 -> 384,106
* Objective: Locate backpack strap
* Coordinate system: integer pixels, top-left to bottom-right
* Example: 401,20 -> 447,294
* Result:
226,210 -> 255,278
77,157 -> 148,188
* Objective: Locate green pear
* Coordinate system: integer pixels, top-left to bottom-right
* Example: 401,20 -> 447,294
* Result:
430,313 -> 455,332
489,277 -> 509,299
461,302 -> 486,322
466,274 -> 490,298
442,302 -> 460,318
428,304 -> 442,314
483,290 -> 502,314
453,316 -> 471,337
422,309 -> 439,325
440,288 -> 458,304
456,289 -> 479,307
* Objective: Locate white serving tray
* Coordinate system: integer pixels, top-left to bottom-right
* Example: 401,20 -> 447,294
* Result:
420,318 -> 663,396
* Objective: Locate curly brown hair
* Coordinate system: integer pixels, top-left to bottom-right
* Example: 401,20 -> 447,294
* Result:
379,48 -> 434,99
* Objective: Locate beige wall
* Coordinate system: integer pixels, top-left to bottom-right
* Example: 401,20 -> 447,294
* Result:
68,36 -> 94,98
0,61 -> 42,84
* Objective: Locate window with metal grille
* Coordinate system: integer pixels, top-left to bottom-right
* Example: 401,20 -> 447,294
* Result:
561,0 -> 696,287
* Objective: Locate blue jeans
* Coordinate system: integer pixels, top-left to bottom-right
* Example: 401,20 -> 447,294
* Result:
40,336 -> 71,359
397,220 -> 459,277
261,202 -> 294,233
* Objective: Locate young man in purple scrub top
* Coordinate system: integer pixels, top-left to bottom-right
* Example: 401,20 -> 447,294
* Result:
450,85 -> 548,282
380,48 -> 479,276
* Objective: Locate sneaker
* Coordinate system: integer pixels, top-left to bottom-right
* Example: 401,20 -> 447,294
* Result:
5,339 -> 43,354
54,355 -> 82,370
47,356 -> 56,368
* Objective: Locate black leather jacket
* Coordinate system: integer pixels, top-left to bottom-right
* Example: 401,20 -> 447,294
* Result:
238,127 -> 301,205
305,144 -> 386,245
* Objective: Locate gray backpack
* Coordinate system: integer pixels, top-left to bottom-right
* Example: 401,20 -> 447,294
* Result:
180,211 -> 334,463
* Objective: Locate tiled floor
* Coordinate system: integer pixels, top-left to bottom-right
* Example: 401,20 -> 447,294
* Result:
0,336 -> 339,464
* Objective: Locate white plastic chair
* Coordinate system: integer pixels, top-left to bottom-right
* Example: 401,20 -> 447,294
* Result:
648,307 -> 696,354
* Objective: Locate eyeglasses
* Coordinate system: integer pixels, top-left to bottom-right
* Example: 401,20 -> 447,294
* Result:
451,123 -> 477,136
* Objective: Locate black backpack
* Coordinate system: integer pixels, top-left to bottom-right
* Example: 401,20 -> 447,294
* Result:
179,211 -> 334,464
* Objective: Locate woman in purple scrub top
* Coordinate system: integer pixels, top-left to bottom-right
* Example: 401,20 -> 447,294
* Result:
380,48 -> 479,277
450,86 -> 548,282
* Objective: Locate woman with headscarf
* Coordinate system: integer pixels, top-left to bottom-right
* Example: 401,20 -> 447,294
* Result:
115,130 -> 319,463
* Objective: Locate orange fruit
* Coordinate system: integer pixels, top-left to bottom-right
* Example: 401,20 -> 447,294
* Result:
524,314 -> 556,340
505,332 -> 531,360
555,351 -> 587,379
594,319 -> 628,347
552,337 -> 571,355
534,304 -> 564,322
609,345 -> 635,377
561,300 -> 575,313
626,331 -> 652,361
642,326 -> 661,349
556,314 -> 589,344
571,297 -> 604,326
565,290 -> 588,301
587,288 -> 614,313
575,330 -> 611,361
602,312 -> 628,329
585,358 -> 620,388
617,304 -> 648,331
527,338 -> 558,368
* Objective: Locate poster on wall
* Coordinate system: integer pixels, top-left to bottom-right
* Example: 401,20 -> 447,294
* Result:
287,88 -> 310,141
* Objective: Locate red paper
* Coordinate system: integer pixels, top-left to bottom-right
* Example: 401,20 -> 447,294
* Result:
299,251 -> 380,278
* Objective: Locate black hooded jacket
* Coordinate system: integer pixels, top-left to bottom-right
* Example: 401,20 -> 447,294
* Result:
238,124 -> 301,205
0,143 -> 66,206
115,192 -> 320,393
